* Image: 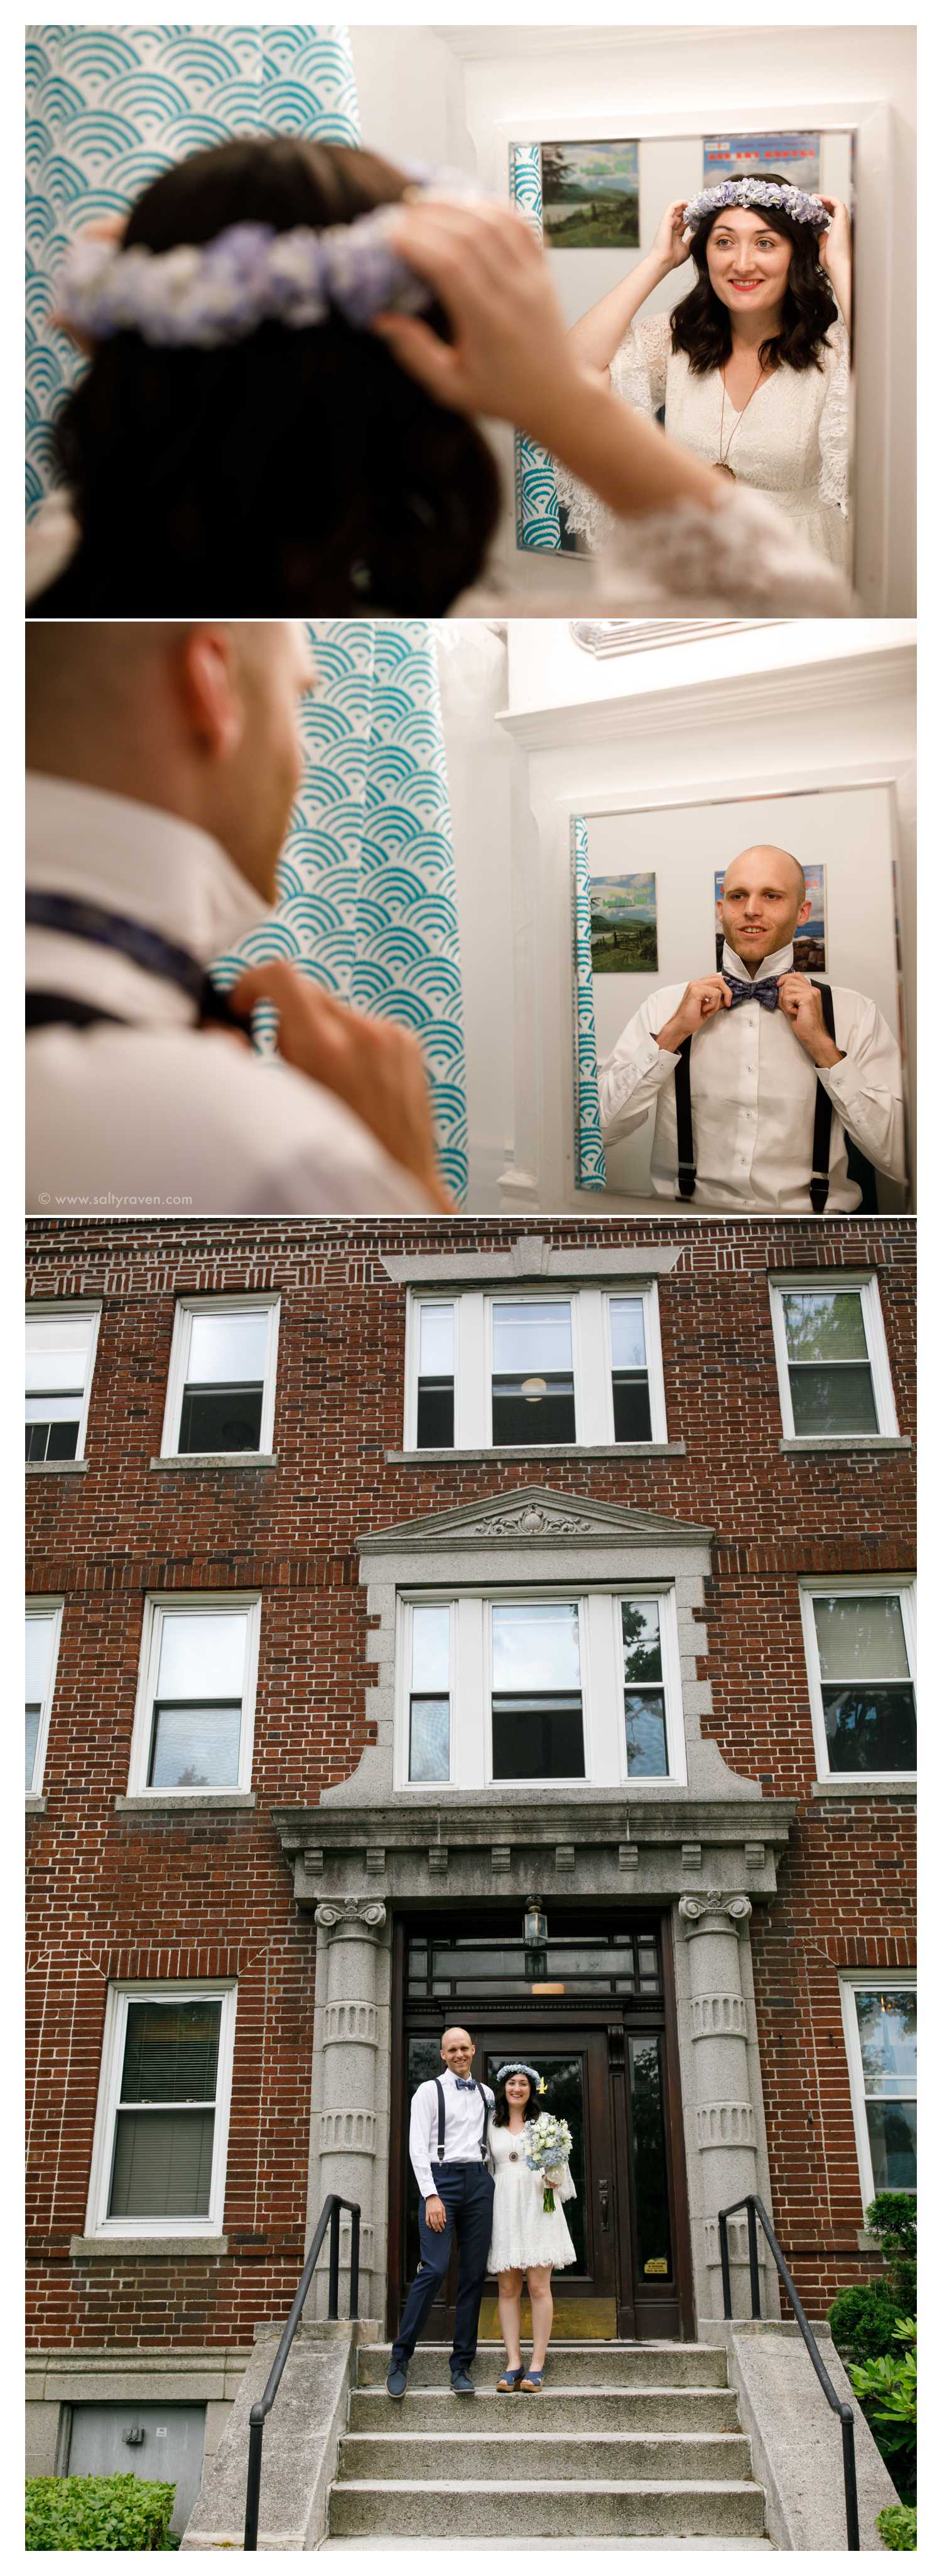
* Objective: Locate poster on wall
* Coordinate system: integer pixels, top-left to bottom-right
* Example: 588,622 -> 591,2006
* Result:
703,132 -> 822,191
590,870 -> 658,971
540,141 -> 639,249
715,863 -> 827,973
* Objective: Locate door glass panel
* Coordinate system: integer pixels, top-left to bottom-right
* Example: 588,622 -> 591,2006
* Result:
484,2049 -> 588,2272
629,2034 -> 673,2283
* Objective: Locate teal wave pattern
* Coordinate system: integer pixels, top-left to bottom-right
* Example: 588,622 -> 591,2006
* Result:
214,622 -> 468,1204
573,816 -> 607,1190
26,23 -> 360,511
509,143 -> 561,555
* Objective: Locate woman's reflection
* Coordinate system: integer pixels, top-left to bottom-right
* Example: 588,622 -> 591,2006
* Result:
559,176 -> 851,570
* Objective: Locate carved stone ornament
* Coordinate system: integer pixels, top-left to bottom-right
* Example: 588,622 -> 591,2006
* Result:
475,1502 -> 604,1536
315,1899 -> 387,1932
679,1892 -> 753,1930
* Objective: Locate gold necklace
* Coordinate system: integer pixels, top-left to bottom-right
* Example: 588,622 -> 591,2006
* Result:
713,360 -> 768,480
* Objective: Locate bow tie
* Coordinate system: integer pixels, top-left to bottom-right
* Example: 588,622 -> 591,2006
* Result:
454,2076 -> 475,2090
24,888 -> 246,1033
723,972 -> 781,1011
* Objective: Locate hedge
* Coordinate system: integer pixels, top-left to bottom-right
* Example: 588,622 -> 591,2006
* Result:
26,2472 -> 176,2550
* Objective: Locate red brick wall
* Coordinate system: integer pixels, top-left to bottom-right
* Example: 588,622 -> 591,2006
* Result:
26,1217 -> 916,2342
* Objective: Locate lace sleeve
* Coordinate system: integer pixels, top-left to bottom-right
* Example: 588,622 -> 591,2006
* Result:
818,321 -> 850,519
609,310 -> 671,413
595,483 -> 856,615
558,2161 -> 577,2206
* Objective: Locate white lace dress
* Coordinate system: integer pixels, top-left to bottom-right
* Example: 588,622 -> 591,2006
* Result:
555,308 -> 850,573
487,2120 -> 578,2273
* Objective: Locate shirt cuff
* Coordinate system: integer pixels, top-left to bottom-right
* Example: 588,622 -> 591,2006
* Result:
815,1055 -> 859,1110
602,1030 -> 677,1111
413,2163 -> 435,2202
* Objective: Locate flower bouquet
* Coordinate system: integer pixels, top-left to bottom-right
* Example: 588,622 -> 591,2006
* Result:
524,2111 -> 573,2213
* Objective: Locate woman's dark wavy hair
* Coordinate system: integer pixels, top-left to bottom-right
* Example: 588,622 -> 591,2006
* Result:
492,2072 -> 538,2127
31,137 -> 501,616
670,174 -> 839,377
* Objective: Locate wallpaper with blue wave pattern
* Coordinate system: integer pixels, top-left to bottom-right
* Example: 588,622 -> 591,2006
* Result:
509,143 -> 561,554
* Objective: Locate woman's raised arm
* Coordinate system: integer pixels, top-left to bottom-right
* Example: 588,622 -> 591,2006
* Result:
565,200 -> 691,378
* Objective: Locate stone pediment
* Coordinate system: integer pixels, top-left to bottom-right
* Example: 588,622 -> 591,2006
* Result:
358,1484 -> 713,1555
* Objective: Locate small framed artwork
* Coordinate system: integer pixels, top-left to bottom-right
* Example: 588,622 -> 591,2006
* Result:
714,863 -> 827,972
540,140 -> 639,249
590,870 -> 658,973
703,132 -> 822,191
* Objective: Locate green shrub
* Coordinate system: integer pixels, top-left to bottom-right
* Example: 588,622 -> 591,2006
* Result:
877,2502 -> 916,2549
849,2317 -> 916,2503
829,2277 -> 901,2366
25,2471 -> 175,2551
865,2193 -> 916,2316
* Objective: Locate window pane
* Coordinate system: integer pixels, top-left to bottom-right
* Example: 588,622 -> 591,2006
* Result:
26,1416 -> 80,1463
178,1385 -> 263,1453
416,1381 -> 454,1447
26,1705 -> 40,1790
492,1694 -> 585,1779
187,1309 -> 269,1384
109,2107 -> 215,2218
492,1302 -> 573,1371
492,1379 -> 576,1445
418,1305 -> 454,1374
865,2098 -> 916,2192
411,1604 -> 450,1692
25,1393 -> 83,1427
492,1602 -> 581,1691
610,1298 -> 647,1371
26,1615 -> 55,1704
824,1686 -> 916,1773
854,1990 -> 916,2096
789,1364 -> 878,1435
149,1705 -> 242,1789
625,1693 -> 669,1777
813,1595 -> 910,1682
156,1612 -> 247,1700
26,1313 -> 95,1389
409,1697 -> 450,1783
782,1291 -> 869,1362
629,2035 -> 673,2282
612,1376 -> 652,1442
121,2000 -> 220,2105
621,1599 -> 662,1683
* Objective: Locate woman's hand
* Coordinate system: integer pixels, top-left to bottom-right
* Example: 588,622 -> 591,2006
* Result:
373,198 -> 580,442
650,199 -> 693,274
53,214 -> 127,352
815,197 -> 852,327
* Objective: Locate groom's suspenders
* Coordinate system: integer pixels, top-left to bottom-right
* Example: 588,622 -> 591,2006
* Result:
673,980 -> 872,1213
433,2078 -> 489,2163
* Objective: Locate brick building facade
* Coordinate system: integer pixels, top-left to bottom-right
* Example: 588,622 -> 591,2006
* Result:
26,1215 -> 916,2501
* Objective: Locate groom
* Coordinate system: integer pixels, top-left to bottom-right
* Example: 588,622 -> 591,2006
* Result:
387,2027 -> 495,2400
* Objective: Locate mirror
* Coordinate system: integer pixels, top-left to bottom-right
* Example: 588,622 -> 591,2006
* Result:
513,126 -> 855,579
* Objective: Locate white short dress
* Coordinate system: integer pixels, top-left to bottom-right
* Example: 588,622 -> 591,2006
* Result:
486,2119 -> 578,2273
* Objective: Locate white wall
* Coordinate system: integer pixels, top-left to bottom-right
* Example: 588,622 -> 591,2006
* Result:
435,624 -> 516,1209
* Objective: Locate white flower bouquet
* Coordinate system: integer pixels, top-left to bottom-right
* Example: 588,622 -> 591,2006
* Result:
524,2111 -> 573,2213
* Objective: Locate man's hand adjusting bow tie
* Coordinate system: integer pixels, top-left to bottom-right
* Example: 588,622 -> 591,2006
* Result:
776,972 -> 845,1068
723,973 -> 780,1010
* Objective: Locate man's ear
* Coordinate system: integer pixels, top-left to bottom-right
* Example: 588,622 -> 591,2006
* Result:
797,897 -> 813,927
177,627 -> 244,762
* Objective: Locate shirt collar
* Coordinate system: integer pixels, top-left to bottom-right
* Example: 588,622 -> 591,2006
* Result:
722,938 -> 794,984
26,773 -> 268,966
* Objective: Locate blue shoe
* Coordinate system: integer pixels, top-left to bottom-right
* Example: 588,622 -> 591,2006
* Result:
519,2367 -> 544,2391
496,2367 -> 524,2391
450,2368 -> 475,2395
386,2362 -> 408,2400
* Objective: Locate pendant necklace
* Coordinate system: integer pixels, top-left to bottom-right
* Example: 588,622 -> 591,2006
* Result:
713,360 -> 767,480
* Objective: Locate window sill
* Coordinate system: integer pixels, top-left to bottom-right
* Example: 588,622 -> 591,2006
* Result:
25,1792 -> 47,1813
149,1452 -> 278,1471
387,1442 -> 687,1465
857,2230 -> 880,2253
26,1458 -> 89,1474
115,1791 -> 256,1813
811,1779 -> 916,1800
70,2235 -> 229,2260
780,1436 -> 911,1453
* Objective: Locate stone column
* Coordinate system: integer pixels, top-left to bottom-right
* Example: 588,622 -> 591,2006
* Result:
310,1899 -> 388,2323
678,1891 -> 767,2320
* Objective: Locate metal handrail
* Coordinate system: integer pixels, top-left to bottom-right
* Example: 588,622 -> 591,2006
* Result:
718,2192 -> 859,2552
243,2193 -> 360,2552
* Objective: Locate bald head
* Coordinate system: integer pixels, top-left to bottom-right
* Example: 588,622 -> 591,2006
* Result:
440,2027 -> 475,2075
720,844 -> 811,971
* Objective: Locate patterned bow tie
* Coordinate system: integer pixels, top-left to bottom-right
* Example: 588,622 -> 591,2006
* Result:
723,972 -> 781,1011
455,2076 -> 475,2089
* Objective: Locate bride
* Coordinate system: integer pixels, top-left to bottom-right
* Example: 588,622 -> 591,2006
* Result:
560,175 -> 852,570
487,2063 -> 577,2392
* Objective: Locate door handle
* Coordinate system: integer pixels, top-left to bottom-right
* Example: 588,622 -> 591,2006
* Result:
598,2177 -> 610,2230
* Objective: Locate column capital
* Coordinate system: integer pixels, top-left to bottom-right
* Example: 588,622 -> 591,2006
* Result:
679,1891 -> 752,1934
315,1897 -> 387,1935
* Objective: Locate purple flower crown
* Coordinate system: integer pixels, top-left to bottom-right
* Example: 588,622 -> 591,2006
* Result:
55,176 -> 479,347
683,178 -> 831,230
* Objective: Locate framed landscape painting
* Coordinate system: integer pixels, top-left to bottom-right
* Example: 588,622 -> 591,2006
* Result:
703,132 -> 822,191
541,140 -> 640,249
590,870 -> 658,972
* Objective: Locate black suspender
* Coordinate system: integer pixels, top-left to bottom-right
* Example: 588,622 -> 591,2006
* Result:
433,2076 -> 490,2163
674,1035 -> 696,1200
809,981 -> 837,1215
671,979 -> 874,1212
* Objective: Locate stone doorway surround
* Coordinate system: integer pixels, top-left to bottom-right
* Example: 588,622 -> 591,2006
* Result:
273,1484 -> 797,2336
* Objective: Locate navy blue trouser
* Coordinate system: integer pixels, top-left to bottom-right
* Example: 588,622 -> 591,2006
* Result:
392,2162 -> 495,2372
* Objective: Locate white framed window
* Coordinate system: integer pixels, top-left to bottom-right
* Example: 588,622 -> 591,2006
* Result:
129,1595 -> 261,1796
404,1285 -> 666,1451
26,1303 -> 100,1463
85,1981 -> 237,2239
769,1275 -> 898,1439
839,1975 -> 916,2211
161,1296 -> 280,1457
395,1587 -> 685,1792
26,1598 -> 63,1794
800,1580 -> 916,1781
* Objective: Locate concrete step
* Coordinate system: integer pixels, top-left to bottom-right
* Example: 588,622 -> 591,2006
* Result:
337,2432 -> 753,2483
348,2386 -> 738,2435
357,2342 -> 729,2391
328,2478 -> 768,2540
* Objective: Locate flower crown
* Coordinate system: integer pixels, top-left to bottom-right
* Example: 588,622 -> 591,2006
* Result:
495,2061 -> 547,2093
54,175 -> 479,349
683,178 -> 831,231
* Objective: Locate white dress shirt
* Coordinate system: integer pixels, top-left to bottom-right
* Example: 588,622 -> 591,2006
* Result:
597,940 -> 906,1214
409,2071 -> 495,2202
26,775 -> 434,1215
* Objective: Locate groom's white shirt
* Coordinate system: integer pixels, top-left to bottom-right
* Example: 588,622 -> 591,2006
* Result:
409,2070 -> 495,2202
26,774 -> 435,1215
